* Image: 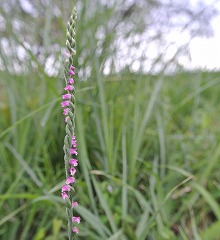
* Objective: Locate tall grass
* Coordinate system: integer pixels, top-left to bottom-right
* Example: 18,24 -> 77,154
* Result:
2,70 -> 220,239
1,1 -> 220,239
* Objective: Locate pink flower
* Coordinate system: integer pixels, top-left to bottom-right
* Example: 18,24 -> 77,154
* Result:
71,139 -> 77,147
70,167 -> 76,175
70,65 -> 75,71
69,70 -> 75,75
70,148 -> 78,155
65,116 -> 70,122
64,85 -> 74,91
72,227 -> 79,234
63,108 -> 69,115
68,78 -> 74,84
62,94 -> 71,100
66,177 -> 75,184
72,201 -> 78,208
61,101 -> 69,107
69,159 -> 78,166
72,135 -> 76,139
72,216 -> 81,224
62,192 -> 68,200
62,185 -> 71,192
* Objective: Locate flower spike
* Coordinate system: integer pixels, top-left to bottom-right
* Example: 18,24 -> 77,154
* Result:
61,6 -> 80,238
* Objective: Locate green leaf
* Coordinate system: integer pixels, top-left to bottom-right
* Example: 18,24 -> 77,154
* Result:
191,182 -> 220,220
201,221 -> 220,240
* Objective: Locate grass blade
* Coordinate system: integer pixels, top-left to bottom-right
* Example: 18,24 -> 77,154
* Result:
92,176 -> 117,233
191,182 -> 220,220
201,220 -> 220,240
122,128 -> 128,229
5,143 -> 42,187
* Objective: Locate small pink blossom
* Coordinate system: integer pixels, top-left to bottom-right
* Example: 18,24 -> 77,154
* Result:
62,192 -> 68,200
63,108 -> 69,115
72,216 -> 81,224
66,177 -> 75,184
65,116 -> 70,122
69,159 -> 78,166
70,167 -> 76,176
69,70 -> 75,75
62,94 -> 71,100
68,78 -> 74,84
70,148 -> 78,155
70,65 -> 75,70
72,135 -> 76,139
64,85 -> 74,91
61,101 -> 69,107
72,227 -> 79,234
72,201 -> 78,208
62,185 -> 71,192
71,139 -> 77,147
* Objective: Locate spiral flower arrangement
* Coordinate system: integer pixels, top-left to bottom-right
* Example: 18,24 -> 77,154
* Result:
61,7 -> 80,238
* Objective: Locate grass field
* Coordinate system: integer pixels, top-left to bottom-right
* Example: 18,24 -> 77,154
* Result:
0,68 -> 220,239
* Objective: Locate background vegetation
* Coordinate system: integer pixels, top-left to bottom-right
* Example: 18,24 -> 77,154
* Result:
0,0 -> 220,239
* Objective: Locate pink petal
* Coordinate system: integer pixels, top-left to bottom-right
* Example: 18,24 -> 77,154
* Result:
66,177 -> 75,184
72,216 -> 81,224
65,116 -> 70,122
61,101 -> 69,108
72,201 -> 78,208
70,148 -> 78,155
69,159 -> 78,166
62,192 -> 68,200
72,227 -> 79,233
71,139 -> 77,147
70,167 -> 76,176
69,70 -> 75,75
62,94 -> 71,100
63,108 -> 69,115
62,185 -> 71,192
64,85 -> 74,91
68,78 -> 74,84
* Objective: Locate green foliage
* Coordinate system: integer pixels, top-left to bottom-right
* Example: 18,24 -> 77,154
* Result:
1,68 -> 220,239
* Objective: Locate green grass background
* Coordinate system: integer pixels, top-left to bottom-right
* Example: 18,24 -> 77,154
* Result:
0,1 -> 220,240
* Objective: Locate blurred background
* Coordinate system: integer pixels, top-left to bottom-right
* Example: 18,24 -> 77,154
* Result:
0,0 -> 220,239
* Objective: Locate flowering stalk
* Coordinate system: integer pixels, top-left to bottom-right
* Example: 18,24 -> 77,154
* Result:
61,7 -> 80,239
